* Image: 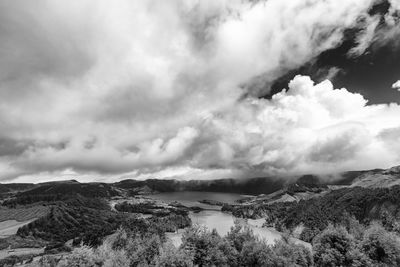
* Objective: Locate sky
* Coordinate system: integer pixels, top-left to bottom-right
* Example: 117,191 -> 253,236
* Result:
0,0 -> 400,183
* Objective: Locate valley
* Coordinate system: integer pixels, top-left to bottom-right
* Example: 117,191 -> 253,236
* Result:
0,166 -> 399,265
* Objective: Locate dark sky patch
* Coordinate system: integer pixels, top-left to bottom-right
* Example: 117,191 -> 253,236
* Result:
265,0 -> 400,104
0,138 -> 31,157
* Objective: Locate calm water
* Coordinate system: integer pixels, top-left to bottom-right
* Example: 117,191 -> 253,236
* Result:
148,191 -> 285,246
148,191 -> 246,210
190,210 -> 282,244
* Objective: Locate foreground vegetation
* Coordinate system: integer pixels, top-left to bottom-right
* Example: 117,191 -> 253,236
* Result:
26,218 -> 400,267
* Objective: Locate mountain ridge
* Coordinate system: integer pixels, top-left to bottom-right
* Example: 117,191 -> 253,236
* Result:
1,165 -> 399,197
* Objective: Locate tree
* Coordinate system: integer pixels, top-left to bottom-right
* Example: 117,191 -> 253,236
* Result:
239,239 -> 275,267
273,240 -> 313,267
154,242 -> 194,267
313,225 -> 357,267
181,226 -> 236,266
226,220 -> 256,252
361,223 -> 400,266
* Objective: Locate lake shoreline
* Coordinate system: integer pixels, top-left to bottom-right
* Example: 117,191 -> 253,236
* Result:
144,191 -> 311,249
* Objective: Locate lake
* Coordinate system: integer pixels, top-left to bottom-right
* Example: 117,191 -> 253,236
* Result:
148,191 -> 247,210
147,191 -> 297,247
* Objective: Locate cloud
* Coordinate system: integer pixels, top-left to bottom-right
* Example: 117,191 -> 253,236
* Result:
190,76 -> 400,176
345,0 -> 400,57
393,80 -> 400,90
348,14 -> 381,57
0,0 -> 399,182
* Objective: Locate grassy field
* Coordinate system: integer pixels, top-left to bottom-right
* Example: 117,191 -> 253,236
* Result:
0,247 -> 44,260
0,235 -> 47,250
0,206 -> 49,222
0,219 -> 37,238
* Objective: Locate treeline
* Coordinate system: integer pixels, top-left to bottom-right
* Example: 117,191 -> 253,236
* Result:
18,182 -> 120,198
35,218 -> 400,267
2,183 -> 121,208
115,201 -> 190,216
115,201 -> 171,215
225,185 -> 400,242
3,191 -> 113,210
2,182 -> 120,207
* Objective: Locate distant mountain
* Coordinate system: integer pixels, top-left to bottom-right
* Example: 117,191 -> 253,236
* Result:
233,166 -> 400,206
0,165 -> 399,198
350,166 -> 400,188
114,177 -> 285,195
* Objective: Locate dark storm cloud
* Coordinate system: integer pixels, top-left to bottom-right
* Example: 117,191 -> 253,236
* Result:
0,138 -> 31,157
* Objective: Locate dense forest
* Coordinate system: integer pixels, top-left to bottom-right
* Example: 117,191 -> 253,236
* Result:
224,185 -> 400,242
13,198 -> 191,249
15,196 -> 126,247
